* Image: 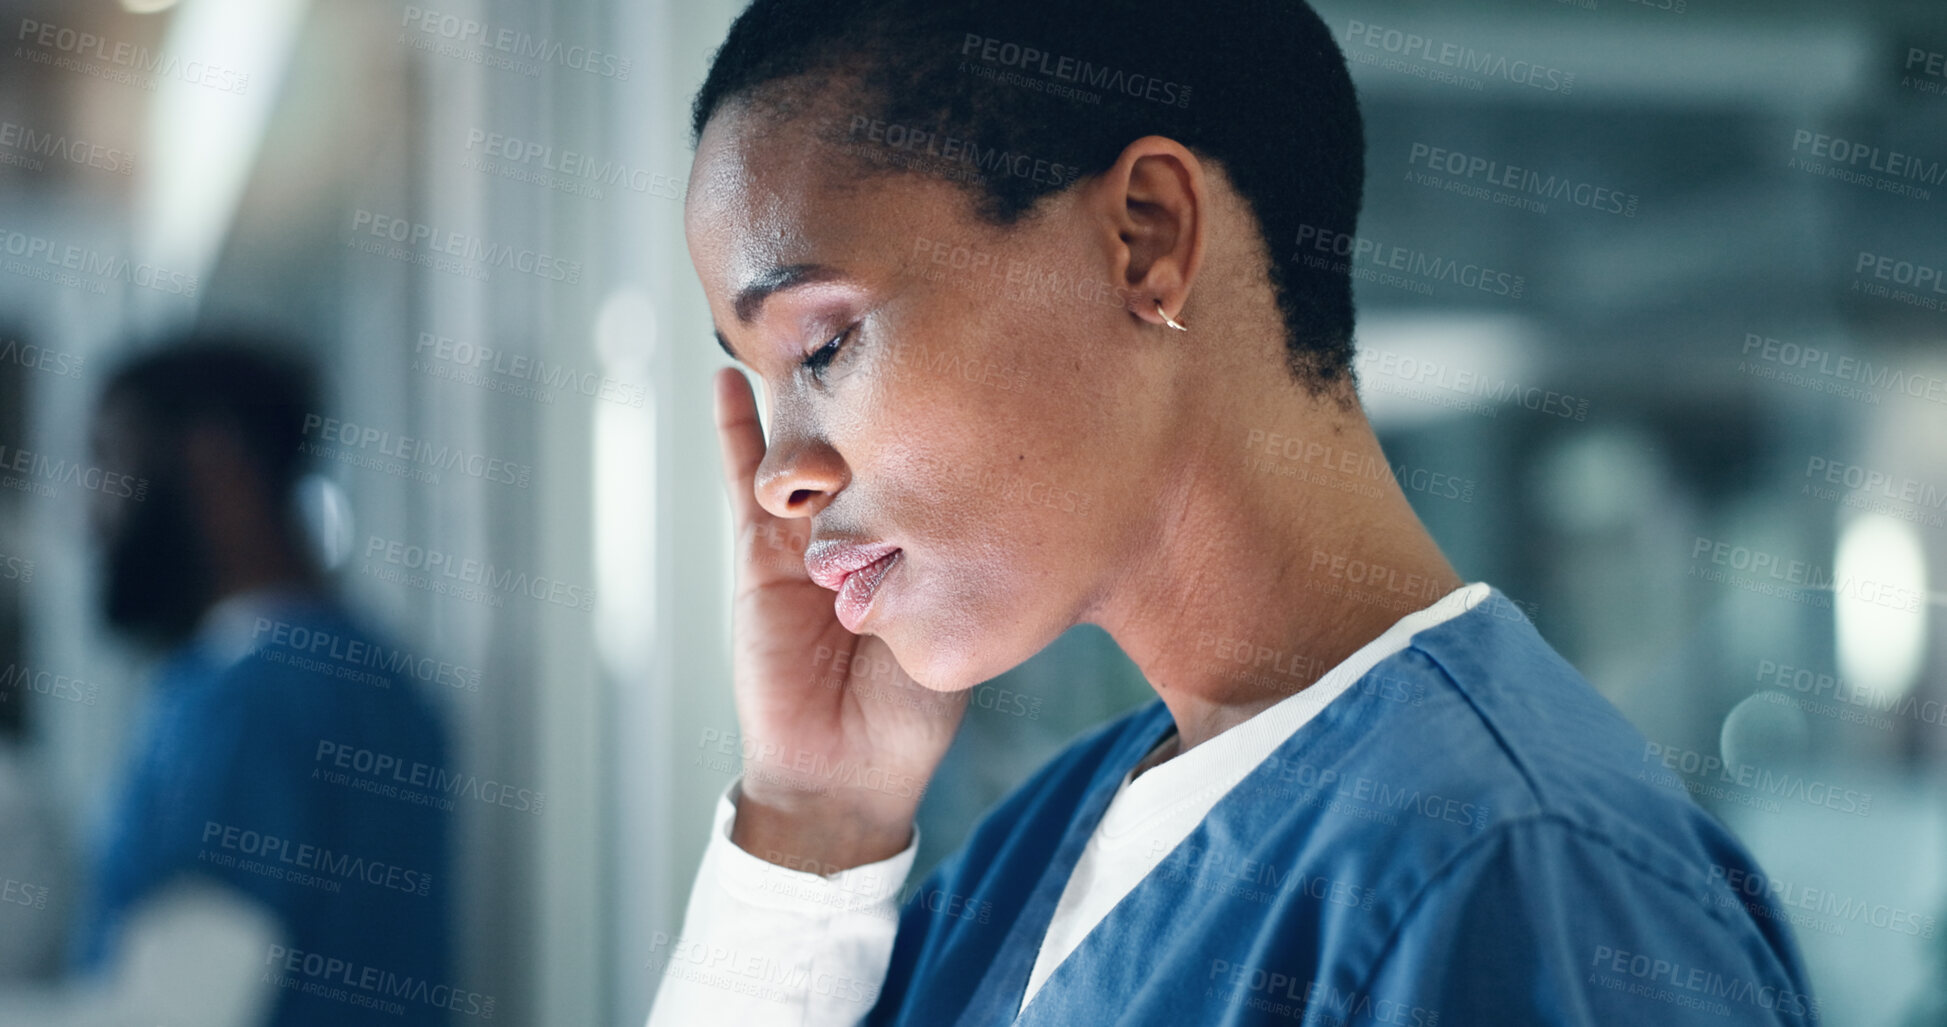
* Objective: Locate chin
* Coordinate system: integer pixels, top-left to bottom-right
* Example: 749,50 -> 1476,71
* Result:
882,643 -> 976,694
882,612 -> 1042,695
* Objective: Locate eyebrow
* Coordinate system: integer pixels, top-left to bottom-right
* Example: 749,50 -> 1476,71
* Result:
714,262 -> 848,365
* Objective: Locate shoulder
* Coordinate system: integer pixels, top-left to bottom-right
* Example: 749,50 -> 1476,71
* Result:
1258,590 -> 1796,948
161,604 -> 446,756
1314,594 -> 1814,995
1354,813 -> 1819,1025
1384,589 -> 1746,885
1399,812 -> 1744,936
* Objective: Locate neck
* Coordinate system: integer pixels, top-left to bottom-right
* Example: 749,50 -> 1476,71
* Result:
205,516 -> 322,614
1088,381 -> 1461,757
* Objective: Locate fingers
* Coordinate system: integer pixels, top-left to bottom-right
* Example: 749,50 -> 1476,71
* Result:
716,368 -> 811,579
713,367 -> 767,532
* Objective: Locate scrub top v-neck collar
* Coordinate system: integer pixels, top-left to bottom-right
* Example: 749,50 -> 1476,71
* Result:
946,701 -> 1177,1027
960,583 -> 1493,1025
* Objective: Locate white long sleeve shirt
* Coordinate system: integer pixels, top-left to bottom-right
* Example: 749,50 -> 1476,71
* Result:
646,582 -> 1490,1027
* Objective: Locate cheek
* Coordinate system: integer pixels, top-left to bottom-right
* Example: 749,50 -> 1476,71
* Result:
871,423 -> 1103,604
847,377 -> 1113,689
833,279 -> 1126,559
850,333 -> 1111,542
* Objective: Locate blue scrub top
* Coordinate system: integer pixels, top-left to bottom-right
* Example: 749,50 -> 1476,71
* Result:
870,588 -> 1818,1026
73,598 -> 457,1027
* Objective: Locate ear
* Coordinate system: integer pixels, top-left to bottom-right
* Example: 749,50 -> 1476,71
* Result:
1083,135 -> 1206,332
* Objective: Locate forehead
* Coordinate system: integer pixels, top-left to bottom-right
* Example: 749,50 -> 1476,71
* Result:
684,103 -> 969,302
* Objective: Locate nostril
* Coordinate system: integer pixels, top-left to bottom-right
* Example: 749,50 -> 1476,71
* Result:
789,488 -> 818,508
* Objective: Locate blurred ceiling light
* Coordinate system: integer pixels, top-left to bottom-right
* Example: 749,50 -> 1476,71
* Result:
136,0 -> 311,313
593,289 -> 660,682
120,0 -> 184,13
1834,513 -> 1928,702
1351,313 -> 1534,431
595,287 -> 658,375
1533,426 -> 1659,534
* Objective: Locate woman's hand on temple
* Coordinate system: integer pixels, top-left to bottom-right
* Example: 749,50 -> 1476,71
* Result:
710,367 -> 970,872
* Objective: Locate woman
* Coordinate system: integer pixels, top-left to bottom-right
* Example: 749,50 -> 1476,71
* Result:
649,0 -> 1815,1024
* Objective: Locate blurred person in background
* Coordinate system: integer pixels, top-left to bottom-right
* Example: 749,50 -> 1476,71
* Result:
0,335 -> 453,1026
650,0 -> 1819,1024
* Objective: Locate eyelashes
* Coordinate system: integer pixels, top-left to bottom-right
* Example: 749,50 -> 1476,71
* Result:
803,324 -> 856,381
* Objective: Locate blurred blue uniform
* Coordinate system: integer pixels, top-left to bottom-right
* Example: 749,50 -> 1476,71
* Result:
871,588 -> 1818,1026
73,593 -> 456,1026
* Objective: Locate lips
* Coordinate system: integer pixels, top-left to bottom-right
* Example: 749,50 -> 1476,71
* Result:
804,538 -> 902,592
806,538 -> 902,633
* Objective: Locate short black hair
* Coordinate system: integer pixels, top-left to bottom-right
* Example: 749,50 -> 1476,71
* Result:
101,331 -> 320,500
689,0 -> 1366,392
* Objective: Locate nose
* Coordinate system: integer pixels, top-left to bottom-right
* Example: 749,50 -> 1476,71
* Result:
753,413 -> 848,521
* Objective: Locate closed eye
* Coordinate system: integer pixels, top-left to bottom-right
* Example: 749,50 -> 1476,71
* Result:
803,325 -> 855,380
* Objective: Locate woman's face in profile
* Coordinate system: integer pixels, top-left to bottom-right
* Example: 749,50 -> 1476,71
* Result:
684,103 -> 1182,692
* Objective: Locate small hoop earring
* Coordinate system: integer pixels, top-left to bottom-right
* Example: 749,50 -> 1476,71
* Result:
1155,299 -> 1189,332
